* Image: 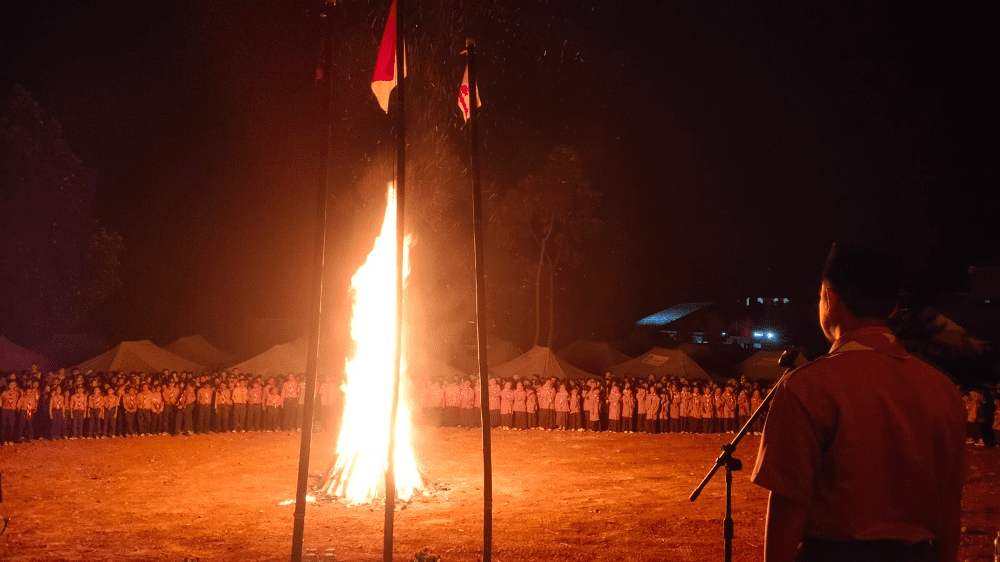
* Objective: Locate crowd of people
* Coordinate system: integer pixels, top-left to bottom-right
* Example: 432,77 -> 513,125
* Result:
417,373 -> 773,434
0,366 -> 340,445
3,365 -> 998,447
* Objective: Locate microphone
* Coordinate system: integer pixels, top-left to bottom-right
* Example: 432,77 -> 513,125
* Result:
778,350 -> 800,370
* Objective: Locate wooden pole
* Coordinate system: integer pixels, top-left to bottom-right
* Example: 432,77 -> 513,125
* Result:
291,2 -> 336,561
384,0 -> 406,558
465,38 -> 493,562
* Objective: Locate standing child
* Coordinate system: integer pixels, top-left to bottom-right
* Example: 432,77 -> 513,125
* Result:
70,386 -> 88,439
569,387 -> 582,430
621,386 -> 635,433
49,388 -> 66,440
554,383 -> 570,430
103,386 -> 120,438
607,384 -> 622,433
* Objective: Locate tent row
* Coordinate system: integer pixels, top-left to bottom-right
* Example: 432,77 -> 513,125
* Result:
1,334 -> 298,376
446,338 -> 808,385
5,332 -> 806,384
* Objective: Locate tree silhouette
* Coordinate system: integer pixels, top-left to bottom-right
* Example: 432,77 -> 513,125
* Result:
0,85 -> 123,344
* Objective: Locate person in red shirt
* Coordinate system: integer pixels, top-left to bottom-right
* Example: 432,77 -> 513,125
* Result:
512,381 -> 528,430
248,379 -> 265,432
752,244 -> 965,562
458,379 -> 475,428
265,385 -> 283,431
280,375 -> 299,431
487,379 -> 501,428
1,380 -> 21,444
103,385 -> 120,438
607,383 -> 622,433
49,388 -> 67,440
554,383 -> 570,430
121,386 -> 139,436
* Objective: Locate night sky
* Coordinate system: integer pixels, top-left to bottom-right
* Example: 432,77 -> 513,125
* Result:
2,1 -> 992,355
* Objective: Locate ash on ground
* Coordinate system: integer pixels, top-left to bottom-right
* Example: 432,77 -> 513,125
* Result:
305,472 -> 452,510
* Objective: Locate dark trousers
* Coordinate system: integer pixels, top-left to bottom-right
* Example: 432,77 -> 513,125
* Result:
123,411 -> 136,435
176,407 -> 194,434
265,406 -> 279,430
248,404 -> 262,431
797,536 -> 934,562
137,408 -> 152,434
282,399 -> 296,430
217,405 -> 231,432
196,405 -> 210,433
16,411 -> 34,441
51,411 -> 65,439
232,404 -> 246,431
103,411 -> 117,437
1,409 -> 17,442
87,408 -> 101,437
72,410 -> 85,437
162,405 -> 175,434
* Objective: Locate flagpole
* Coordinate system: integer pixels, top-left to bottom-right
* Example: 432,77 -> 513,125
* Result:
465,37 -> 493,562
384,0 -> 405,557
291,2 -> 336,561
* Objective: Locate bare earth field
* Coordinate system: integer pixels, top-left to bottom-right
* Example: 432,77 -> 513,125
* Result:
1,427 -> 997,561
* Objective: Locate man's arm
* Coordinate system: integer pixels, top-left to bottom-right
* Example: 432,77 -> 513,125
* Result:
764,491 -> 810,562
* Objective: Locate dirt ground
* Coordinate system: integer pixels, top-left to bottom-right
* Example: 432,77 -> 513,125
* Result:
0,426 -> 997,561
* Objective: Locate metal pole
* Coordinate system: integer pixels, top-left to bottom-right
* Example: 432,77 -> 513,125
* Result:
291,2 -> 336,561
466,38 -> 493,562
384,0 -> 406,558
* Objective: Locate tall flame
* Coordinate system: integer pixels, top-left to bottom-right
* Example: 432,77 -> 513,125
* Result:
326,184 -> 421,503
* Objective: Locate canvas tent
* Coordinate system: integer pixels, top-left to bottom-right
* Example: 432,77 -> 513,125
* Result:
736,351 -> 807,382
491,346 -> 593,381
229,338 -> 308,376
1,336 -> 56,372
164,334 -> 237,368
73,340 -> 206,374
557,339 -> 632,375
607,347 -> 713,382
454,337 -> 522,374
30,334 -> 108,368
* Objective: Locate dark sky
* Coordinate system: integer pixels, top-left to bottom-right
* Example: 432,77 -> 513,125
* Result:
2,1 -> 993,350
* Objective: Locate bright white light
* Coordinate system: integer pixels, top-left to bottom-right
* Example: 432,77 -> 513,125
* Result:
326,184 -> 421,503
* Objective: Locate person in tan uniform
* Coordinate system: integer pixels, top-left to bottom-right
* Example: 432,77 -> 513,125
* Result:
1,380 -> 21,444
752,243 -> 965,562
121,386 -> 139,436
175,381 -> 196,435
196,382 -> 214,434
49,388 -> 67,440
247,380 -> 264,432
103,385 -> 120,438
280,375 -> 299,431
265,385 -> 282,431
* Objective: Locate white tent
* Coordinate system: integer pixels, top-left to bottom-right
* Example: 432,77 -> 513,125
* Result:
73,340 -> 206,374
491,346 -> 594,380
557,339 -> 632,375
164,334 -> 237,368
228,338 -> 308,376
607,347 -> 713,382
736,351 -> 808,382
1,336 -> 56,372
30,333 -> 108,368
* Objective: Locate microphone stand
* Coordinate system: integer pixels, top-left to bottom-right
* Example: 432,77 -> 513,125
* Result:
689,350 -> 799,562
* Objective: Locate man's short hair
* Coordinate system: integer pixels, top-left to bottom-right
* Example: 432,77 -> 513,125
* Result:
822,242 -> 903,319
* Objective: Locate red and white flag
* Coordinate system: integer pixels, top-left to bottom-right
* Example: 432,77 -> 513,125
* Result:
458,64 -> 481,122
372,0 -> 405,113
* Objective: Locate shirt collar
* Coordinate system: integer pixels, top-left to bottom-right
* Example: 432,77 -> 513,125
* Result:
829,326 -> 908,357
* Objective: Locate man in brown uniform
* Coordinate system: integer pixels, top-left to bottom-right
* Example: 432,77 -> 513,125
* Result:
752,244 -> 965,562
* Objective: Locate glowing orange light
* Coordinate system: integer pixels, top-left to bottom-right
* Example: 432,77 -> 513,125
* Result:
323,183 -> 421,502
